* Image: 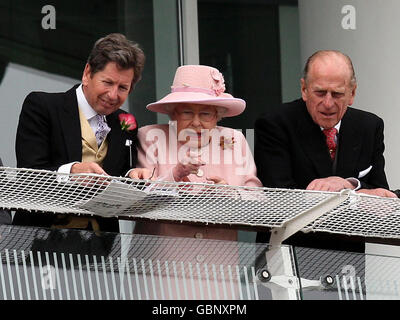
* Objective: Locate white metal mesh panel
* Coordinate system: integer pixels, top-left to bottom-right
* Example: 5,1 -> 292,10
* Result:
0,167 -> 400,239
306,196 -> 400,238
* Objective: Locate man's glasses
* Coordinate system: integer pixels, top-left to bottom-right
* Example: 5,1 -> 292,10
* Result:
176,110 -> 217,122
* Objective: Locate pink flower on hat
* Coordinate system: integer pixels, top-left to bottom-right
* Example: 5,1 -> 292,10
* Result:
210,69 -> 226,96
119,113 -> 137,131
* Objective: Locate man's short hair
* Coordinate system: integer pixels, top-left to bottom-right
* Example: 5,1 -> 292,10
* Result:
303,50 -> 357,87
87,33 -> 145,88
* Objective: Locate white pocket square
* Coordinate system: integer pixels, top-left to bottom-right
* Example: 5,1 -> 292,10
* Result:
358,165 -> 372,178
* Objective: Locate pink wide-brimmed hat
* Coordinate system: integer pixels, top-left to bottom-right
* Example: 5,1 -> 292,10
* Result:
146,65 -> 246,117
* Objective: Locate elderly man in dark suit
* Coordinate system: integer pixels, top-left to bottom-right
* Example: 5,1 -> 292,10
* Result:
254,50 -> 389,252
13,33 -> 152,232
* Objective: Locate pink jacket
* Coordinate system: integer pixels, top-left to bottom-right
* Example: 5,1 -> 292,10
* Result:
134,124 -> 262,240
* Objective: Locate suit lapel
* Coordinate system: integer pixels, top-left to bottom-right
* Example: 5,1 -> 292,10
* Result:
103,112 -> 125,173
336,108 -> 362,176
59,85 -> 82,162
296,104 -> 333,177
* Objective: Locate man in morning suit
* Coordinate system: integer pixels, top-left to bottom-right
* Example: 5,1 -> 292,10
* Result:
13,33 -> 152,232
254,50 -> 389,252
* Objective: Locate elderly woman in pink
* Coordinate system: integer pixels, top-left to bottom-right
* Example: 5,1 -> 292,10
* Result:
134,65 -> 261,241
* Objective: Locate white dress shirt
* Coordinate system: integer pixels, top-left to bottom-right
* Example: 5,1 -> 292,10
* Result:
57,84 -> 107,175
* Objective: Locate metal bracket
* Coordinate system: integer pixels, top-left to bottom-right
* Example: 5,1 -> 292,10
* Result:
258,268 -> 335,291
269,189 -> 353,247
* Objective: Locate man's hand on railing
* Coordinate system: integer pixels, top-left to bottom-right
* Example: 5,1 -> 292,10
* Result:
357,188 -> 398,198
71,162 -> 108,175
306,176 -> 354,192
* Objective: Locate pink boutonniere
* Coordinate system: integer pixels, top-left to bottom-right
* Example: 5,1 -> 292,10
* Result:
119,113 -> 137,132
119,113 -> 137,168
220,136 -> 235,150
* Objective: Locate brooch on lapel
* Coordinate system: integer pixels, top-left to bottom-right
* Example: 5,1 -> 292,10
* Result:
219,136 -> 235,150
125,139 -> 133,168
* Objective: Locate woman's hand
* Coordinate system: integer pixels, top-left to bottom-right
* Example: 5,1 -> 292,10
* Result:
206,176 -> 227,185
128,168 -> 155,180
173,152 -> 205,181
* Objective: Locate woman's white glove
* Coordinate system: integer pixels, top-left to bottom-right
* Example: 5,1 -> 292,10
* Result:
173,151 -> 205,181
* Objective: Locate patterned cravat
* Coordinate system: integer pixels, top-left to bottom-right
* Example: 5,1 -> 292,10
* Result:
94,114 -> 111,147
323,127 -> 338,160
